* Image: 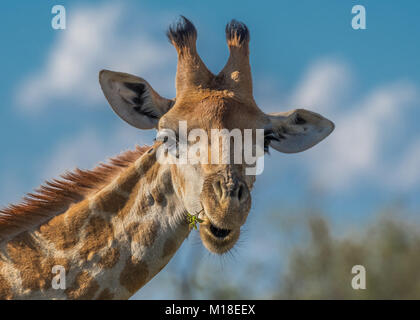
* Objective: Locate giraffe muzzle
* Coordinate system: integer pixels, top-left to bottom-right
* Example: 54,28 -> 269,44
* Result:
198,173 -> 252,253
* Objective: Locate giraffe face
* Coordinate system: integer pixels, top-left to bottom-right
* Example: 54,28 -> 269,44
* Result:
99,17 -> 334,255
157,94 -> 266,254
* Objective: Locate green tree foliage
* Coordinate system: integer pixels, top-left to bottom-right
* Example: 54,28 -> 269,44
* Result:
279,216 -> 420,299
167,212 -> 420,299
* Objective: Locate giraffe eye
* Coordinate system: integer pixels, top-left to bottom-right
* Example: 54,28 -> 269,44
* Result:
156,129 -> 177,144
156,129 -> 179,158
156,130 -> 177,147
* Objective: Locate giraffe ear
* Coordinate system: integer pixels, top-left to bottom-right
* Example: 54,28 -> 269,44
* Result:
267,109 -> 334,153
99,70 -> 173,129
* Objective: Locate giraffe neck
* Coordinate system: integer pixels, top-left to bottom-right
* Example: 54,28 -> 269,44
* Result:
0,146 -> 191,299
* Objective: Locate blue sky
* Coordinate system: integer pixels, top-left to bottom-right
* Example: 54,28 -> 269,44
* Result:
0,1 -> 419,298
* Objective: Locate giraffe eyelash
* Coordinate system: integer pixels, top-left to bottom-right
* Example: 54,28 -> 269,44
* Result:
264,133 -> 277,154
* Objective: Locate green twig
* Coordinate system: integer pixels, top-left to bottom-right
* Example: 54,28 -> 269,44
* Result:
186,210 -> 204,230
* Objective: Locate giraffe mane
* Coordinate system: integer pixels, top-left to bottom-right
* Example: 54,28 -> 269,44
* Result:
0,145 -> 149,242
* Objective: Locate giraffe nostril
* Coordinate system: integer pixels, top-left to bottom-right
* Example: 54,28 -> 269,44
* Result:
237,184 -> 244,201
237,182 -> 249,204
213,180 -> 223,200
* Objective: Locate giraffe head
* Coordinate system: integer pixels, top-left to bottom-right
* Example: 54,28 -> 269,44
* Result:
99,17 -> 334,254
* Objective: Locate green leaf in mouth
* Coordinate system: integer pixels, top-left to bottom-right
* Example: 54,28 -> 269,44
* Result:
186,211 -> 204,230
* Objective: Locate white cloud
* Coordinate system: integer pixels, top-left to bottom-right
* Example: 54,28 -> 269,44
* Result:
312,82 -> 417,190
17,3 -> 174,111
289,58 -> 352,115
290,59 -> 419,192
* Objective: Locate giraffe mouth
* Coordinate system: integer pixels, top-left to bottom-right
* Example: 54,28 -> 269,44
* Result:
199,205 -> 232,239
199,220 -> 240,254
209,224 -> 231,238
198,203 -> 240,254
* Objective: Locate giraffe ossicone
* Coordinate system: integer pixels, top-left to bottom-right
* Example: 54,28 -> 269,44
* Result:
0,16 -> 334,299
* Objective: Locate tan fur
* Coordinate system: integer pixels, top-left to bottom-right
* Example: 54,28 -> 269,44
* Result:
97,288 -> 114,300
6,233 -> 70,291
40,201 -> 90,251
79,217 -> 114,261
119,258 -> 149,295
117,179 -> 143,219
98,248 -> 120,269
65,271 -> 100,300
127,219 -> 160,246
0,144 -> 191,299
0,262 -> 13,299
162,238 -> 177,259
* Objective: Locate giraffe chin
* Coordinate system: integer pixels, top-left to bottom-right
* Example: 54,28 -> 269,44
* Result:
199,221 -> 240,254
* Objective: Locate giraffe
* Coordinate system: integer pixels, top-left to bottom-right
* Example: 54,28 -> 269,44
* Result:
0,17 -> 334,299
